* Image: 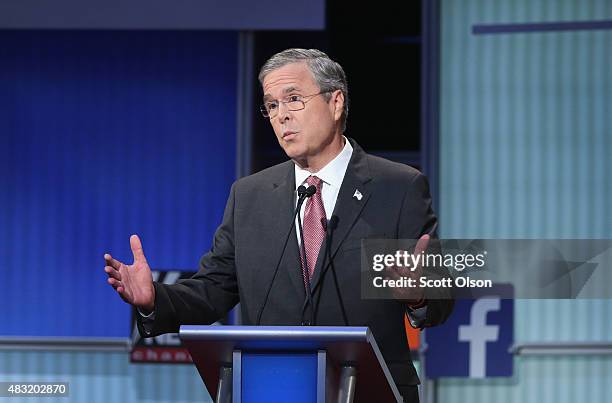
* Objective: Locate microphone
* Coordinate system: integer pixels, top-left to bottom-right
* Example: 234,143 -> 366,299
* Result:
324,216 -> 348,326
297,184 -> 316,198
305,186 -> 316,197
297,184 -> 307,197
297,185 -> 317,326
315,216 -> 348,326
301,215 -> 348,327
255,184 -> 316,325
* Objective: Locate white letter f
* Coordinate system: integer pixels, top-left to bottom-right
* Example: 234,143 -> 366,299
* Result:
458,298 -> 500,378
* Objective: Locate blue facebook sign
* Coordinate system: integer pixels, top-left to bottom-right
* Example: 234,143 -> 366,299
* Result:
424,286 -> 514,378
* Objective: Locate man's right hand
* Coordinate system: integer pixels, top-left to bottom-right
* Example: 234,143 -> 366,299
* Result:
104,234 -> 156,313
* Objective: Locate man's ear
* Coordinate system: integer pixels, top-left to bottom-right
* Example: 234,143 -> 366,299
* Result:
332,90 -> 345,123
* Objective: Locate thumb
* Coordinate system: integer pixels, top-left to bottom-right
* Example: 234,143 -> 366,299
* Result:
415,234 -> 430,256
130,234 -> 147,263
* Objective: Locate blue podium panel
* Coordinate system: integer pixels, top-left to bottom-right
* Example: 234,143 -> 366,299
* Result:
241,353 -> 318,403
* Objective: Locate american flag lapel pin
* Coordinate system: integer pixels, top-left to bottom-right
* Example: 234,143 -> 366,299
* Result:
353,189 -> 363,201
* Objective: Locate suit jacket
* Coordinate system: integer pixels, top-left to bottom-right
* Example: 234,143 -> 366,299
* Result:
138,138 -> 453,389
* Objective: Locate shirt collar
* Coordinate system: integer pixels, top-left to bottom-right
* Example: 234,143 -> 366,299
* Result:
294,136 -> 353,190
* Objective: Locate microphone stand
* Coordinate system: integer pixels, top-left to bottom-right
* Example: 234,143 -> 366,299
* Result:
255,185 -> 313,325
297,186 -> 316,326
306,216 -> 349,326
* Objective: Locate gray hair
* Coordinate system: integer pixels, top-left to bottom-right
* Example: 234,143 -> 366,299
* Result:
258,48 -> 349,133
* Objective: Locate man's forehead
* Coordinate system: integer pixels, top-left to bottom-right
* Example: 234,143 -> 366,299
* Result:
263,85 -> 303,101
262,63 -> 317,98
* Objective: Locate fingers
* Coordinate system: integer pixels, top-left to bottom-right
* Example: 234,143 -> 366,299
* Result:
107,278 -> 129,303
130,234 -> 147,263
383,266 -> 423,302
104,266 -> 121,281
384,265 -> 402,280
107,277 -> 123,290
104,253 -> 123,270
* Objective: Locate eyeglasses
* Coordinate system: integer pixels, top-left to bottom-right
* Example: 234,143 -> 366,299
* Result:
260,91 -> 331,119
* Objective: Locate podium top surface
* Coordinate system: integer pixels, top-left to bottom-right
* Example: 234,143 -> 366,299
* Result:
180,325 -> 372,344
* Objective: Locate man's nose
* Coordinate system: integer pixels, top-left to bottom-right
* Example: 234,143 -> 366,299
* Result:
276,101 -> 291,122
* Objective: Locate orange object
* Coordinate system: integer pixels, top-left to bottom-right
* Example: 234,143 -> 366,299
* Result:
404,315 -> 420,351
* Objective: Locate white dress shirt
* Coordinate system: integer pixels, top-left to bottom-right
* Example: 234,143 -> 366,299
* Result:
294,136 -> 353,244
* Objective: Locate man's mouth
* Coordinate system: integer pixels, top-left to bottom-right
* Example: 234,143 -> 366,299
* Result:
282,131 -> 298,139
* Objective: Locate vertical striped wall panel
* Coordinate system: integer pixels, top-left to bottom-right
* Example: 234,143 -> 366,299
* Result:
438,0 -> 611,401
0,350 -> 212,403
440,0 -> 611,239
438,356 -> 610,403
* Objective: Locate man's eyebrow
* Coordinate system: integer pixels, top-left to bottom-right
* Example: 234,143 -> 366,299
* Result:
263,86 -> 302,102
282,86 -> 301,94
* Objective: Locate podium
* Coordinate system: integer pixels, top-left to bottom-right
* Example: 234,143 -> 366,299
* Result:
179,326 -> 403,403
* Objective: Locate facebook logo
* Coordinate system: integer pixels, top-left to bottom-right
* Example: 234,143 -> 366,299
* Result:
458,298 -> 501,377
424,286 -> 513,378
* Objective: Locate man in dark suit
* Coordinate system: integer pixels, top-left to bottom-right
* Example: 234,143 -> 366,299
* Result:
104,49 -> 453,402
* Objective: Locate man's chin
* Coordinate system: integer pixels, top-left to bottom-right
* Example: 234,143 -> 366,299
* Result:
281,143 -> 305,160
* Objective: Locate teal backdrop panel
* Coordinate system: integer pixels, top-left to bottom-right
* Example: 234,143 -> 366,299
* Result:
437,0 -> 611,401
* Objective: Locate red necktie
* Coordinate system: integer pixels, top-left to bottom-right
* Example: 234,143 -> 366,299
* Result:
300,175 -> 326,284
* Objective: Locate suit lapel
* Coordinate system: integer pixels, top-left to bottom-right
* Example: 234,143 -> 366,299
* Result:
310,139 -> 372,290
